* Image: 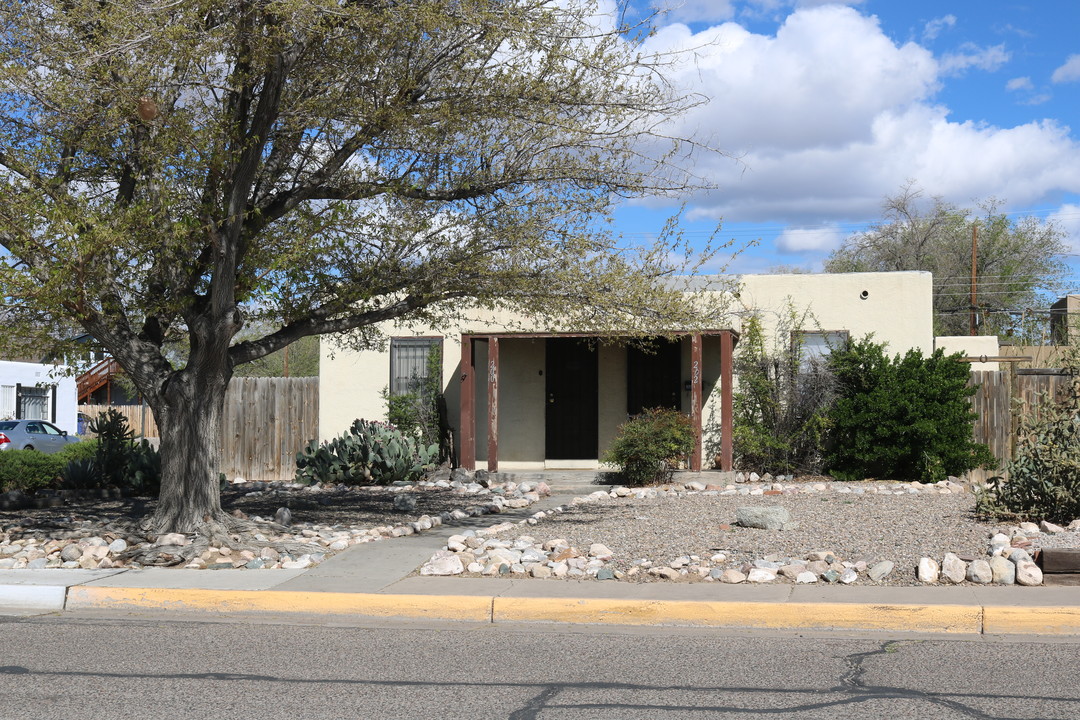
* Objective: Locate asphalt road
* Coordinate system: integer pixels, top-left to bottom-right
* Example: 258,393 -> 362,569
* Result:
2,612 -> 1079,719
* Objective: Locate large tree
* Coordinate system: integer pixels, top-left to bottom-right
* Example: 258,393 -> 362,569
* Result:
0,0 -> 730,534
825,185 -> 1069,337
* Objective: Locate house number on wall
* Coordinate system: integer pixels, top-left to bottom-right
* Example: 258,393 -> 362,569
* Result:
488,360 -> 497,384
692,360 -> 700,387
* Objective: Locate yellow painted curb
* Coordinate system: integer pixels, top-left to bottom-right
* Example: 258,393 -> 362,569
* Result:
65,586 -> 492,622
983,606 -> 1080,635
493,597 -> 984,634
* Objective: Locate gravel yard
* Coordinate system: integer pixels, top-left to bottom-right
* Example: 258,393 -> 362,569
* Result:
441,479 -> 1080,585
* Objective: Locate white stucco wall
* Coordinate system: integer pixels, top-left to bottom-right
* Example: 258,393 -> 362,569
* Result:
0,361 -> 78,434
320,271 -> 935,468
935,336 -> 1000,371
731,271 -> 934,355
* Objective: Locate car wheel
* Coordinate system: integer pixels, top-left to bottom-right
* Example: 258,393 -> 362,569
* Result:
23,445 -> 33,451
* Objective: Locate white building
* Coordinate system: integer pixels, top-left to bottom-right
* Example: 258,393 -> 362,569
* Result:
0,360 -> 79,434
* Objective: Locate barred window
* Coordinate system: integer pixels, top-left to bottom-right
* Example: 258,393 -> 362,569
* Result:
389,338 -> 442,396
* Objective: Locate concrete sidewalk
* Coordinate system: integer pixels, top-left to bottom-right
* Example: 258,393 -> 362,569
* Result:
2,472 -> 1079,635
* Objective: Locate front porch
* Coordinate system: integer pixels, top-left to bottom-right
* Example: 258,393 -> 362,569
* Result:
458,331 -> 738,473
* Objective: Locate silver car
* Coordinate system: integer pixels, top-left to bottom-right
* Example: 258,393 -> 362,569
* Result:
0,420 -> 80,454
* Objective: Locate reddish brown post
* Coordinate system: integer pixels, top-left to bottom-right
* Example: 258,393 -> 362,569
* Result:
690,332 -> 703,471
460,335 -> 475,470
487,336 -> 499,472
720,330 -> 734,472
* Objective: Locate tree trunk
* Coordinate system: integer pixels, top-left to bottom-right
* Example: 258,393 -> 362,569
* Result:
150,363 -> 232,534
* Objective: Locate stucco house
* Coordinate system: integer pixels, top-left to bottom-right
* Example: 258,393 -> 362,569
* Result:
319,271 -> 934,473
0,360 -> 78,434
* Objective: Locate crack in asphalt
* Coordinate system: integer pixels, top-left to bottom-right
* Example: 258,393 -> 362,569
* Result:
503,641 -> 1051,719
0,642 -> 1073,719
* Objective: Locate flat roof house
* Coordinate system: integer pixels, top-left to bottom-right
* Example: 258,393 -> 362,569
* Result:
319,271 -> 934,473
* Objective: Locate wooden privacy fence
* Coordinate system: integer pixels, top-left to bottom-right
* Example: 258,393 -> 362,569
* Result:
968,368 -> 1074,473
81,376 -> 319,482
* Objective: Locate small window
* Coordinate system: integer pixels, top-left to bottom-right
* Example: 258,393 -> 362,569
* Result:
25,422 -> 44,434
797,331 -> 849,370
389,338 -> 442,396
42,422 -> 62,436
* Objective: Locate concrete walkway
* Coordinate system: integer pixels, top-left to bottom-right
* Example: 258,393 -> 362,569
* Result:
3,471 -> 1080,635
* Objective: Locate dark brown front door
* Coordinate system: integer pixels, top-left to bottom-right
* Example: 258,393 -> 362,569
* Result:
626,339 -> 682,416
545,338 -> 598,459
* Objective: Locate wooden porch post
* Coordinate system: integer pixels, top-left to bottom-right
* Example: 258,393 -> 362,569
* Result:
459,335 -> 475,470
487,336 -> 499,473
690,333 -> 703,471
720,330 -> 734,472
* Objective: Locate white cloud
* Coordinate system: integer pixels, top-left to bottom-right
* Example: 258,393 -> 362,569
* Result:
922,14 -> 956,41
1052,54 -> 1080,83
939,43 -> 1009,76
1006,76 -> 1033,91
632,5 -> 1080,225
1048,204 -> 1080,253
651,0 -> 735,24
775,226 -> 843,252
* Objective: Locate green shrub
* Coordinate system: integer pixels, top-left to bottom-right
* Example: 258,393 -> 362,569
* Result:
732,312 -> 835,474
56,439 -> 98,465
295,419 -> 438,486
0,449 -> 63,492
603,407 -> 695,486
976,351 -> 1080,523
825,337 -> 995,482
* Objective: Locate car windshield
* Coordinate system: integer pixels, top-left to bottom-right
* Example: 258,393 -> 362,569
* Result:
0,422 -> 16,431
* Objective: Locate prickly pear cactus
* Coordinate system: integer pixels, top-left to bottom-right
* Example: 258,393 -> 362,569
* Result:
294,419 -> 439,485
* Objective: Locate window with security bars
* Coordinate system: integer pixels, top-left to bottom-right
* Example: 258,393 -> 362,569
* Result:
389,338 -> 442,396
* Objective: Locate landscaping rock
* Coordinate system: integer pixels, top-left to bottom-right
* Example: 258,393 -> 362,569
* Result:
735,506 -> 798,531
918,557 -> 939,583
966,559 -> 993,584
941,553 -> 967,584
420,551 -> 464,576
720,569 -> 746,584
868,560 -> 894,582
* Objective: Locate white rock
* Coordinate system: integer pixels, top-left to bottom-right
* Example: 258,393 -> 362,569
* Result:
941,553 -> 967,584
989,556 -> 1015,584
720,569 -> 747,583
1015,557 -> 1041,587
868,560 -> 894,582
918,557 -> 939,583
1067,519 -> 1080,531
795,571 -> 818,584
747,567 -> 777,583
839,568 -> 858,584
420,551 -> 465,576
589,543 -> 614,560
989,533 -> 1011,556
966,559 -> 993,584
155,533 -> 188,547
1018,521 -> 1042,535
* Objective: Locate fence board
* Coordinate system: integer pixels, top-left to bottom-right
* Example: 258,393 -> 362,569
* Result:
82,376 -> 318,482
968,369 -> 1072,476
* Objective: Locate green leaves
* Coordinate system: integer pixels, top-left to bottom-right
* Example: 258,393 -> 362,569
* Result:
825,339 -> 995,482
603,407 -> 695,486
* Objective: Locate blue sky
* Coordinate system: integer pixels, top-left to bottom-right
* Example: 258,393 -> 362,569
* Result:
609,0 -> 1080,294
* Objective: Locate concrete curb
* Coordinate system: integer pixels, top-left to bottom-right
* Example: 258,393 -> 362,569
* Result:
56,585 -> 1080,635
0,584 -> 66,612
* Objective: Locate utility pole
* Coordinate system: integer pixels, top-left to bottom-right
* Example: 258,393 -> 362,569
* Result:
970,223 -> 978,336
